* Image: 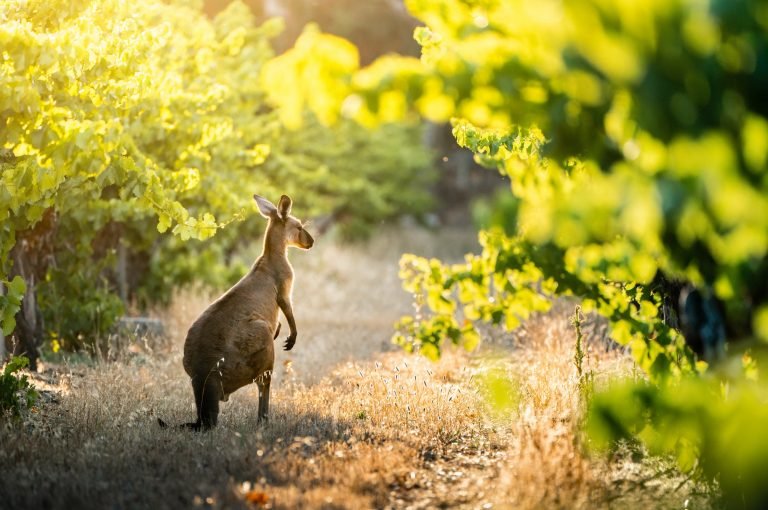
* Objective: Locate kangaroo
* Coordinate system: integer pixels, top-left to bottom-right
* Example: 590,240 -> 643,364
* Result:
160,194 -> 313,431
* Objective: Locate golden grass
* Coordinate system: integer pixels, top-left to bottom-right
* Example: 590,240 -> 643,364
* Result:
0,228 -> 715,509
484,302 -> 712,510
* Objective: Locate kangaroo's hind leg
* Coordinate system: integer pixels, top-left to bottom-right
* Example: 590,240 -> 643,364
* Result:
246,323 -> 275,425
188,370 -> 222,431
201,372 -> 222,429
256,370 -> 271,424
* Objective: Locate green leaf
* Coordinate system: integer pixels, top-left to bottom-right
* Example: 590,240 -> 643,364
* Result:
8,276 -> 26,297
1,314 -> 16,337
157,213 -> 171,234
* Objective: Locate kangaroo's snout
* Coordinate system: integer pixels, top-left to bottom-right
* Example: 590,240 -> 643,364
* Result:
299,228 -> 314,249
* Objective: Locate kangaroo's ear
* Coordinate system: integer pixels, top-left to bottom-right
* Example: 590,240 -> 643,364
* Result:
254,195 -> 277,218
277,195 -> 292,218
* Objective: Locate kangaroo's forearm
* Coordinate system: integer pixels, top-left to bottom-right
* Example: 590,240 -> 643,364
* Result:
284,312 -> 297,335
277,295 -> 297,335
277,294 -> 298,351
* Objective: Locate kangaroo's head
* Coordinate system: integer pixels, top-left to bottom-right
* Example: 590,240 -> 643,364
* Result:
254,194 -> 314,250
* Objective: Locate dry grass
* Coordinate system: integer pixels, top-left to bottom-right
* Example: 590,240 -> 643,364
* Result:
481,302 -> 713,509
0,228 -> 715,509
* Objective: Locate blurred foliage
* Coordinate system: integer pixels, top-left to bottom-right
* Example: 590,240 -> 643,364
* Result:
0,0 -> 432,348
478,366 -> 519,419
588,365 -> 768,509
0,276 -> 25,336
267,0 -> 420,65
471,186 -> 519,235
263,24 -> 360,128
0,355 -> 38,417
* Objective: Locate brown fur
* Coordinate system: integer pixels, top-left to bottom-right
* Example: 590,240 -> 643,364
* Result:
177,194 -> 313,430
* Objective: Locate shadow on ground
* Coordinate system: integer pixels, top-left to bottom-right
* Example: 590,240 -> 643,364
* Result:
1,403 -> 355,510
